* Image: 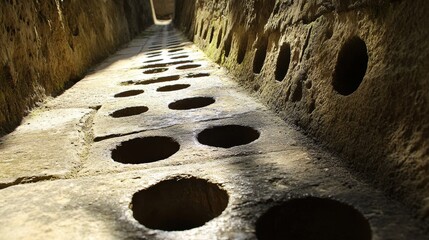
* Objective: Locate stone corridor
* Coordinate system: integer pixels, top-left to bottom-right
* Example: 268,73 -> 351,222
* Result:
0,24 -> 427,239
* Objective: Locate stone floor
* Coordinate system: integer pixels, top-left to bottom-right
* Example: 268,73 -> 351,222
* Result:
0,24 -> 427,240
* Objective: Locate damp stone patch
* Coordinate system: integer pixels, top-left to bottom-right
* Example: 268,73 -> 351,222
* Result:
177,64 -> 202,70
168,97 -> 215,110
157,84 -> 191,92
255,197 -> 372,240
131,176 -> 229,231
110,106 -> 148,118
197,125 -> 260,148
111,136 -> 180,164
114,90 -> 144,98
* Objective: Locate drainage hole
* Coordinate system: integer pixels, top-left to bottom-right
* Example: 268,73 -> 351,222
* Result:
146,51 -> 162,55
255,197 -> 372,240
177,64 -> 201,70
131,176 -> 229,231
157,84 -> 191,92
147,54 -> 162,58
197,125 -> 260,148
144,59 -> 163,63
144,68 -> 169,74
168,97 -> 215,110
112,136 -> 180,164
168,48 -> 184,53
140,63 -> 168,69
114,90 -> 144,98
110,106 -> 148,118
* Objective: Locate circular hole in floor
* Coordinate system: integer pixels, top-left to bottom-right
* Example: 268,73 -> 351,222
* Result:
333,36 -> 368,96
137,75 -> 181,85
131,176 -> 229,231
110,106 -> 148,118
114,90 -> 144,98
157,84 -> 191,92
168,48 -> 184,53
168,96 -> 215,110
177,64 -> 201,70
144,59 -> 163,63
171,55 -> 189,60
144,68 -> 169,74
147,51 -> 162,55
186,73 -> 210,78
255,197 -> 372,240
140,63 -> 168,69
197,125 -> 260,148
112,136 -> 180,164
147,54 -> 162,58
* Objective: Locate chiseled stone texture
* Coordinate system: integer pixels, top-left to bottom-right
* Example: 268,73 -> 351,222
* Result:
175,0 -> 429,218
0,0 -> 153,135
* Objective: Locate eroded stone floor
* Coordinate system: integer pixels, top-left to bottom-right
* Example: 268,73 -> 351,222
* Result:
0,25 -> 427,240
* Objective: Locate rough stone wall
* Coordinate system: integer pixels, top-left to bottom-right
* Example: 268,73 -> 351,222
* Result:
175,0 -> 429,218
0,0 -> 153,136
153,0 -> 175,20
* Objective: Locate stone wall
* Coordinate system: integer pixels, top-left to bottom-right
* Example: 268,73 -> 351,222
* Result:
174,0 -> 429,218
0,0 -> 153,135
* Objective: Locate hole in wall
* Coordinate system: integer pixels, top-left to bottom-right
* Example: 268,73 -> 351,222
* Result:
332,36 -> 368,96
255,197 -> 372,240
143,68 -> 169,74
224,33 -> 233,57
131,176 -> 229,231
216,28 -> 223,48
197,125 -> 260,148
110,106 -> 149,118
177,64 -> 201,70
136,75 -> 181,85
275,42 -> 291,81
169,97 -> 215,110
209,26 -> 215,43
112,136 -> 180,164
157,84 -> 191,92
199,21 -> 204,37
253,37 -> 268,74
203,26 -> 209,40
237,34 -> 249,64
114,90 -> 144,98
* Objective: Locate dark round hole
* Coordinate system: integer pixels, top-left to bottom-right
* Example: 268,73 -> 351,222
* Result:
171,55 -> 189,60
275,42 -> 291,81
157,84 -> 191,92
140,63 -> 168,69
147,54 -> 162,58
237,35 -> 248,64
110,106 -> 148,118
131,176 -> 229,231
224,33 -> 232,57
186,73 -> 210,78
177,64 -> 201,70
168,97 -> 215,110
114,90 -> 144,98
144,59 -> 163,63
112,136 -> 180,164
255,197 -> 372,240
137,75 -> 180,85
197,125 -> 260,148
253,38 -> 268,74
333,36 -> 368,96
143,68 -> 169,74
168,48 -> 184,53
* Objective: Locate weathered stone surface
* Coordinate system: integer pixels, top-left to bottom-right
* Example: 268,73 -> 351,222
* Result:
175,0 -> 429,218
0,0 -> 153,135
0,108 -> 93,187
